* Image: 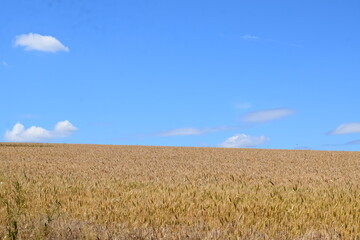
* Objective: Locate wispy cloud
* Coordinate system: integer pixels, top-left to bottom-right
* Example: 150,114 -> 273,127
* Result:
242,35 -> 300,47
158,126 -> 233,137
20,114 -> 37,119
323,139 -> 360,147
235,102 -> 252,110
242,108 -> 294,123
346,140 -> 360,145
15,33 -> 69,53
2,61 -> 8,67
328,122 -> 360,135
5,120 -> 77,142
219,134 -> 268,148
241,34 -> 259,40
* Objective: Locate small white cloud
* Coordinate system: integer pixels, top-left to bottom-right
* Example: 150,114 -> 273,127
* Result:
53,120 -> 77,137
242,108 -> 294,123
15,33 -> 69,53
5,123 -> 52,142
159,127 -> 206,136
4,120 -> 77,142
158,126 -> 232,137
2,61 -> 8,67
241,34 -> 259,40
219,133 -> 268,148
329,122 -> 360,135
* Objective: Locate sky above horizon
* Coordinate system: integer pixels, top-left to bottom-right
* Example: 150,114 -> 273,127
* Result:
1,0 -> 360,150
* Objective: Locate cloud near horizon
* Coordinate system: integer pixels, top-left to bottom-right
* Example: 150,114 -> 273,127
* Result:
219,134 -> 269,148
15,33 -> 69,53
158,126 -> 232,137
346,139 -> 360,145
242,108 -> 294,123
328,122 -> 360,135
5,120 -> 77,142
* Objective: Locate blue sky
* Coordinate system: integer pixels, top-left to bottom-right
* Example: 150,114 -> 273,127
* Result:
1,0 -> 360,150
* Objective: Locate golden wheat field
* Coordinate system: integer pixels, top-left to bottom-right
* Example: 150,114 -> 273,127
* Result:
1,143 -> 360,239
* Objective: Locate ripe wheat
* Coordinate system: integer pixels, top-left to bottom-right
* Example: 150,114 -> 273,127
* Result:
1,143 -> 360,239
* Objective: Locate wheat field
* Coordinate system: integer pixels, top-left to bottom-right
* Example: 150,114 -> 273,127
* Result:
1,143 -> 360,239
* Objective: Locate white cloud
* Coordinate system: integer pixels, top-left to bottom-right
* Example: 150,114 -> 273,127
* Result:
329,122 -> 360,135
5,120 -> 77,142
159,127 -> 207,136
15,33 -> 69,53
2,61 -> 8,67
241,34 -> 259,40
219,134 -> 268,148
54,120 -> 77,137
158,126 -> 232,137
242,108 -> 294,123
